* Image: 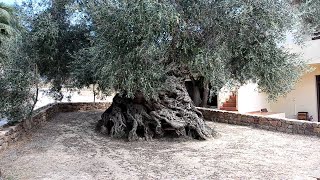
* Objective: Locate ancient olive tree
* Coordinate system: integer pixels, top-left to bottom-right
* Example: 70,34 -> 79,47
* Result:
80,0 -> 309,141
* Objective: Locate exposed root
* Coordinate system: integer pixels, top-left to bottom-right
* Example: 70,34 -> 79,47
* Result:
97,76 -> 215,141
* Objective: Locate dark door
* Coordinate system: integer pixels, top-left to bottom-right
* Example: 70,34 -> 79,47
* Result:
185,81 -> 218,107
316,75 -> 320,122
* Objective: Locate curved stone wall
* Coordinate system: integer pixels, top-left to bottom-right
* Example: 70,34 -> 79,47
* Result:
0,103 -> 111,152
1,104 -> 319,152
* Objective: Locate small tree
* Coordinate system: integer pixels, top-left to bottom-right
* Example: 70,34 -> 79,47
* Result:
22,0 -> 91,100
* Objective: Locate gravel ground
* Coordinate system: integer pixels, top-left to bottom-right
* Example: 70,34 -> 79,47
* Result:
0,111 -> 320,180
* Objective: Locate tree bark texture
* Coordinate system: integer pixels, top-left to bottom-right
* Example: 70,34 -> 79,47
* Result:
201,82 -> 209,108
96,76 -> 215,141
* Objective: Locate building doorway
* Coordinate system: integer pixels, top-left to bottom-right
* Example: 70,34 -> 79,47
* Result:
185,80 -> 218,108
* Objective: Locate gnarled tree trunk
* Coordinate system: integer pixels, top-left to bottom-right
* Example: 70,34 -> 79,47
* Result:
96,76 -> 215,141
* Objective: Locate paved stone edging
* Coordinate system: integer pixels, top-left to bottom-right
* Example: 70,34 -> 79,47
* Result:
198,107 -> 320,137
0,102 -> 111,152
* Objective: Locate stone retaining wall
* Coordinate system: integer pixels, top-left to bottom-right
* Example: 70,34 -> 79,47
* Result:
0,102 -> 110,152
2,104 -> 319,152
198,107 -> 320,137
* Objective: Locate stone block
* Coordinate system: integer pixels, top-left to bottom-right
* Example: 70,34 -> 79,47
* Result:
223,112 -> 228,120
282,123 -> 288,128
269,126 -> 277,131
292,125 -> 299,134
304,123 -> 314,132
314,127 -> 320,134
240,116 -> 249,124
239,115 -> 253,124
218,113 -> 224,121
304,131 -> 312,136
219,113 -> 229,123
269,120 -> 280,127
260,125 -> 270,130
253,118 -> 259,124
259,118 -> 269,126
213,115 -> 219,121
231,113 -> 237,120
286,121 -> 294,125
247,117 -> 254,124
286,128 -> 293,133
276,127 -> 286,132
280,122 -> 287,128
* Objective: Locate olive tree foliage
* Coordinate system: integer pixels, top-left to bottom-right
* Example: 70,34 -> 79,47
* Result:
295,0 -> 320,32
71,47 -> 98,88
84,0 -> 309,101
0,3 -> 35,122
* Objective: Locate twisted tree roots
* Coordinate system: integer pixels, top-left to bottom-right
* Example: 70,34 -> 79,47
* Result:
96,76 -> 215,141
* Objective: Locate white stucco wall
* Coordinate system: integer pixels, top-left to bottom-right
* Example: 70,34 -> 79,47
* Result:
270,64 -> 320,122
286,40 -> 320,64
237,83 -> 271,113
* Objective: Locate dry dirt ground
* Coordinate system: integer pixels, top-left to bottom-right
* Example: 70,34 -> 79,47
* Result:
0,111 -> 320,180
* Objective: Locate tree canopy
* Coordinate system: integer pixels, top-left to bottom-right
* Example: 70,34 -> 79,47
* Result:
82,0 -> 309,100
18,0 -> 319,101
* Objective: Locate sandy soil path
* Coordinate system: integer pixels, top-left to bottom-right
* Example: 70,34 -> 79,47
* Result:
0,111 -> 319,180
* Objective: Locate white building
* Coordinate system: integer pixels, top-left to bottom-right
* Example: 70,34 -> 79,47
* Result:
270,39 -> 320,122
218,38 -> 320,122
